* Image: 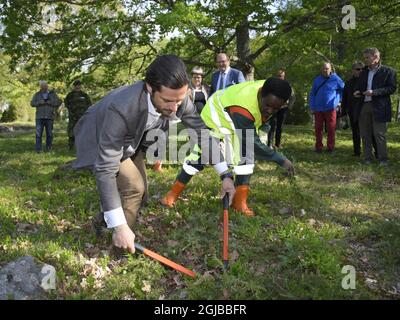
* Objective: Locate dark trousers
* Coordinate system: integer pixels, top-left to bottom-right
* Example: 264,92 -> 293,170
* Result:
35,119 -> 54,152
176,163 -> 251,187
68,137 -> 75,150
359,102 -> 388,161
349,115 -> 361,156
349,115 -> 378,157
268,107 -> 288,147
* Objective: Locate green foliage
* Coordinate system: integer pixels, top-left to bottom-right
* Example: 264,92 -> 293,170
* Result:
286,90 -> 311,125
0,53 -> 36,121
1,0 -> 400,120
253,0 -> 400,125
0,103 -> 17,122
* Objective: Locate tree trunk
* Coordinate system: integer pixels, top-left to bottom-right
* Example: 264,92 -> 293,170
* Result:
337,43 -> 345,62
236,19 -> 254,80
336,0 -> 348,64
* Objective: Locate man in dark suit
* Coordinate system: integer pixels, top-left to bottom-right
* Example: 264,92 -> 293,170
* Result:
209,53 -> 245,95
354,48 -> 397,165
342,61 -> 377,157
267,69 -> 296,149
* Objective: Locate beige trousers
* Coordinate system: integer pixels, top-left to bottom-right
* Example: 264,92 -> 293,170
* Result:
116,151 -> 148,229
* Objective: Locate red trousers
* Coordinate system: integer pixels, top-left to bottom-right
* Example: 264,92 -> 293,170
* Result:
314,109 -> 336,151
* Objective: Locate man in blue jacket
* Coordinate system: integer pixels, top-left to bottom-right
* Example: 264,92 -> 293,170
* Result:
309,62 -> 344,152
209,53 -> 245,95
354,47 -> 397,165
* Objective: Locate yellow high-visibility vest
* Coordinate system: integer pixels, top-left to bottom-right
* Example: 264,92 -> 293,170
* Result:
201,81 -> 264,170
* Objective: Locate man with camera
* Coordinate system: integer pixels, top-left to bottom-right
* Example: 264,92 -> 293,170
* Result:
353,48 -> 397,165
31,80 -> 62,152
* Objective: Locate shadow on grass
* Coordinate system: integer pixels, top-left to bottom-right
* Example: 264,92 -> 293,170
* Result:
1,123 -> 400,299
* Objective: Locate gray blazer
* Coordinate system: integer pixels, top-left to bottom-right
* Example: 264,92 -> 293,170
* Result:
73,81 -> 219,212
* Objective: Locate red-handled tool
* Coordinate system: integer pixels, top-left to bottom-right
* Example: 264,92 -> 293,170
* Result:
134,242 -> 196,278
222,193 -> 229,270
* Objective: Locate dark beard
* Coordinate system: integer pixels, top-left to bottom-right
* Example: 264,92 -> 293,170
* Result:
150,93 -> 176,119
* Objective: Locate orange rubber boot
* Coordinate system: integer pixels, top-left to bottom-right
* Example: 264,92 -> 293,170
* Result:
153,160 -> 163,172
160,181 -> 186,207
231,185 -> 255,217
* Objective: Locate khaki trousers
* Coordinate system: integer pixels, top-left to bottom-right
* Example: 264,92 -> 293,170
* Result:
116,151 -> 148,229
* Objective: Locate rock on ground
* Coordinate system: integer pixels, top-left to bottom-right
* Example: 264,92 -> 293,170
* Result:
0,125 -> 13,133
0,256 -> 56,300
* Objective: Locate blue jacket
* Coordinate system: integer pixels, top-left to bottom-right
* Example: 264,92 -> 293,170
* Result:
309,73 -> 344,112
210,67 -> 245,95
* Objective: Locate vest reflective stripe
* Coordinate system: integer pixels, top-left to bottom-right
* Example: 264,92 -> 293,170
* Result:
183,162 -> 200,175
183,142 -> 202,175
219,80 -> 264,131
233,164 -> 255,175
184,143 -> 202,162
202,94 -> 241,165
201,81 -> 264,167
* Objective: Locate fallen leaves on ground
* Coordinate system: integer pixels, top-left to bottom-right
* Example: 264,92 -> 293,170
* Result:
80,257 -> 112,289
141,280 -> 152,293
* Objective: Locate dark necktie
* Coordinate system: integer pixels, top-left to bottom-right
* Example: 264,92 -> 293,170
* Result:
218,72 -> 225,90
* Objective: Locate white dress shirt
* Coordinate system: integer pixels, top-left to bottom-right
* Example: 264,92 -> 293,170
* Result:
104,93 -> 161,228
364,66 -> 379,102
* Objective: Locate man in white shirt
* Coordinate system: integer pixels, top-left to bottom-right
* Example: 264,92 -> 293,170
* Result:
73,55 -> 235,254
209,53 -> 245,95
354,47 -> 397,165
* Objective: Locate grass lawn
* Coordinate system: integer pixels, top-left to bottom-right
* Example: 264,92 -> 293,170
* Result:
1,122 -> 400,300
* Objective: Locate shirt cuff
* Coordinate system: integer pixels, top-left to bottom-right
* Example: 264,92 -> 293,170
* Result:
233,164 -> 254,175
103,207 -> 127,229
183,162 -> 200,176
213,161 -> 229,175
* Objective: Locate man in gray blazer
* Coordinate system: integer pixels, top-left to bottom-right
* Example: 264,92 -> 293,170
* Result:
73,55 -> 235,254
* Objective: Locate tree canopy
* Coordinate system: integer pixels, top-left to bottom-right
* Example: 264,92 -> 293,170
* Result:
1,0 -> 399,121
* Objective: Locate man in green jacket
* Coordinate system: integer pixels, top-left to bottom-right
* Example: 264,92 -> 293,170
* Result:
30,81 -> 62,152
161,78 -> 295,216
65,80 -> 92,150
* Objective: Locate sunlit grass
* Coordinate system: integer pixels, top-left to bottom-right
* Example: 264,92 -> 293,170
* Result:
1,123 -> 400,299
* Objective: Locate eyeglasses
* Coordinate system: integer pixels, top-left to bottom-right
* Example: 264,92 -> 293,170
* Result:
353,68 -> 362,71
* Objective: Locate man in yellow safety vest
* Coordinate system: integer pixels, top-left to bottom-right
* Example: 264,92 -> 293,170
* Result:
161,77 -> 295,216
